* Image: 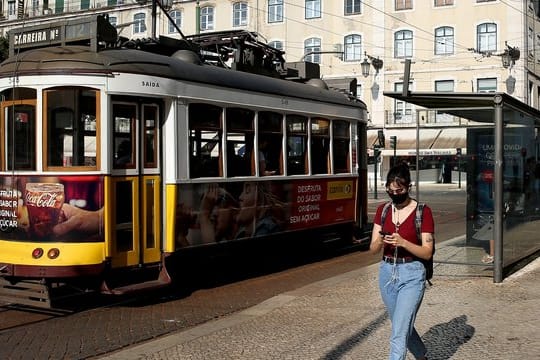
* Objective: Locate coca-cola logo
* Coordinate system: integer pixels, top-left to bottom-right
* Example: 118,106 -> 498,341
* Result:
26,192 -> 61,207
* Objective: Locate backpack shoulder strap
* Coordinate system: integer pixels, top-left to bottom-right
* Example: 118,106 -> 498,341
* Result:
380,202 -> 392,228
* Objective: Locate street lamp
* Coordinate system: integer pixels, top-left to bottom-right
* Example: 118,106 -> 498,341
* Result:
361,52 -> 384,77
500,42 -> 520,69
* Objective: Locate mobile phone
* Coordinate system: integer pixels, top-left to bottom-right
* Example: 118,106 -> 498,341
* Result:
379,231 -> 391,236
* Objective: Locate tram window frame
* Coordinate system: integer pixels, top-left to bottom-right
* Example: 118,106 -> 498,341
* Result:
43,87 -> 99,170
286,115 -> 308,175
310,118 -> 330,174
258,111 -> 283,176
226,108 -> 254,177
189,103 -> 223,178
113,103 -> 137,169
332,120 -> 351,174
1,102 -> 37,171
143,104 -> 158,168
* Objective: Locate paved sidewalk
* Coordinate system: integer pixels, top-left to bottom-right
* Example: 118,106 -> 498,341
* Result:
99,249 -> 540,360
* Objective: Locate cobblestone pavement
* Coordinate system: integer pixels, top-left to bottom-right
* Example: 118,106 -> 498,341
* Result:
98,248 -> 540,360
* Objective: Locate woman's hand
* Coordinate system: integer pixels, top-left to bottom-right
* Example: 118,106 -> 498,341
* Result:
382,233 -> 406,248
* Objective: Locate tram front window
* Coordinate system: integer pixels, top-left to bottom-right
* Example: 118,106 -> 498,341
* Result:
1,87 -> 37,170
45,88 -> 98,169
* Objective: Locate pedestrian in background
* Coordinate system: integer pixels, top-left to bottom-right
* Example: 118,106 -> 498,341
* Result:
370,162 -> 435,360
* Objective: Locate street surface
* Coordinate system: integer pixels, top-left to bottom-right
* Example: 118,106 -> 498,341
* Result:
0,184 -> 466,360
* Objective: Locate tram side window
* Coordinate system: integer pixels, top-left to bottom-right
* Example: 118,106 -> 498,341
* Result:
311,118 -> 330,174
189,103 -> 222,178
45,88 -> 98,169
113,104 -> 136,169
286,115 -> 308,175
226,108 -> 254,177
333,120 -> 350,173
0,88 -> 37,170
258,111 -> 283,176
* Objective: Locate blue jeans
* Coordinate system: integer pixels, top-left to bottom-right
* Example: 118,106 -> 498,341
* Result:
379,260 -> 427,360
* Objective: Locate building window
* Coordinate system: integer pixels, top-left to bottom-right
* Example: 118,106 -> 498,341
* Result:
344,34 -> 362,61
435,26 -> 454,55
233,2 -> 248,27
201,6 -> 214,31
304,37 -> 321,63
108,16 -> 117,27
32,0 -> 40,16
306,0 -> 321,19
169,10 -> 182,33
268,40 -> 283,51
395,0 -> 412,10
477,23 -> 497,53
477,78 -> 497,92
344,0 -> 361,15
8,0 -> 16,17
268,0 -> 283,23
394,82 -> 413,124
435,80 -> 454,123
434,0 -> 453,5
394,30 -> 413,58
536,33 -> 540,62
133,13 -> 146,34
529,27 -> 534,58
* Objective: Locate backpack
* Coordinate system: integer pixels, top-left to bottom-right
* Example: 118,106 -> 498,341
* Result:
380,201 -> 435,284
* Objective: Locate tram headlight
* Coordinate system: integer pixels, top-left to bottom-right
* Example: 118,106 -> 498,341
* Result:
47,248 -> 60,259
32,248 -> 44,259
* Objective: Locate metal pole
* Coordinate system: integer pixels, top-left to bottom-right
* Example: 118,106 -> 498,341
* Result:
374,148 -> 378,199
416,112 -> 420,202
151,0 -> 157,40
196,0 -> 201,34
493,95 -> 504,283
458,155 -> 462,189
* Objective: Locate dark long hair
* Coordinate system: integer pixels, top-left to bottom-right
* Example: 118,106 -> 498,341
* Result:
385,162 -> 411,188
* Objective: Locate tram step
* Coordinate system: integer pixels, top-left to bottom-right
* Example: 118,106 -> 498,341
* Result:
0,278 -> 51,309
100,265 -> 172,296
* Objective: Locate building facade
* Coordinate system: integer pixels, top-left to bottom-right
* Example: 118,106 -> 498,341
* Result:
1,0 -> 539,172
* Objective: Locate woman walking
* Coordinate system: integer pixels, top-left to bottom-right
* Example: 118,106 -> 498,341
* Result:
370,163 -> 435,360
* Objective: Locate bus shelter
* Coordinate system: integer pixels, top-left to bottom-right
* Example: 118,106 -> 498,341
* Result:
384,91 -> 540,282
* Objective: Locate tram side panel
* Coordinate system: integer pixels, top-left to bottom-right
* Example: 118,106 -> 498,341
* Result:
0,174 -> 106,278
170,178 -> 357,248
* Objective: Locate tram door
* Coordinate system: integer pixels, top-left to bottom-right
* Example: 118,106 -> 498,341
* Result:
110,101 -> 161,268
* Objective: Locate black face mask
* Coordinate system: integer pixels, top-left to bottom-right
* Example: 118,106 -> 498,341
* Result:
389,192 -> 409,205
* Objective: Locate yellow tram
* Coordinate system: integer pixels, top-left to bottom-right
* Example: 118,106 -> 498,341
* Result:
0,15 -> 369,308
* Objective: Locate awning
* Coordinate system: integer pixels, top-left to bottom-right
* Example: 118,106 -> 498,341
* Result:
382,91 -> 540,124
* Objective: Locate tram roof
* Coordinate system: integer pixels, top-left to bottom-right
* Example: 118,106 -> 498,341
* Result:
0,45 -> 366,115
384,91 -> 540,124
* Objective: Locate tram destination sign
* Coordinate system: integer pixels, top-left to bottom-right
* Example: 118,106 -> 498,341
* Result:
12,27 -> 61,47
8,15 -> 117,56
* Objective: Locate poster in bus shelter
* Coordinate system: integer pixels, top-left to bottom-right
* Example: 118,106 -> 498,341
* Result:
0,175 -> 104,242
466,128 -> 526,243
174,178 -> 356,247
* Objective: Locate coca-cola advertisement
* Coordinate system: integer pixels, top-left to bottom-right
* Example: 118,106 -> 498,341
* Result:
0,175 -> 104,242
